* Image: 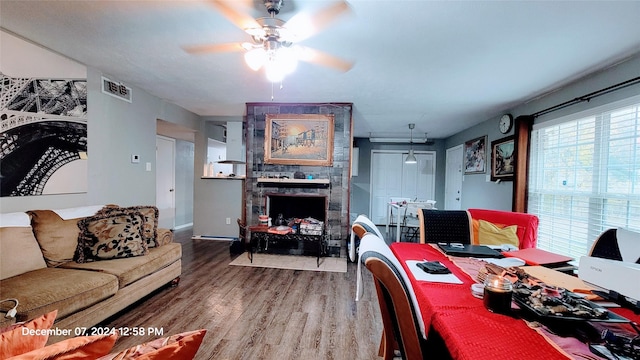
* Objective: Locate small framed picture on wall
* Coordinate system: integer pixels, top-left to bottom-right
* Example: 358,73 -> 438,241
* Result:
491,136 -> 515,181
463,135 -> 487,174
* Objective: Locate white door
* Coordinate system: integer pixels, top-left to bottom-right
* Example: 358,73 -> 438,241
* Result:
156,136 -> 175,229
445,145 -> 463,210
370,152 -> 403,224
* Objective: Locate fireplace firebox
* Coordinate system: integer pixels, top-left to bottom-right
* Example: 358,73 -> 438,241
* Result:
266,194 -> 327,224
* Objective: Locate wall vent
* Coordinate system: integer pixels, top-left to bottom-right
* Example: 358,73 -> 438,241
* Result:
101,76 -> 132,103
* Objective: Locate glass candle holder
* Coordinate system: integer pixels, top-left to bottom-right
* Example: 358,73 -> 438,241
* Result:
483,274 -> 513,314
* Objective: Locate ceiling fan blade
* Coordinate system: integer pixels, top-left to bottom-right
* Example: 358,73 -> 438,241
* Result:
284,1 -> 352,42
208,0 -> 261,31
182,42 -> 244,55
297,46 -> 353,72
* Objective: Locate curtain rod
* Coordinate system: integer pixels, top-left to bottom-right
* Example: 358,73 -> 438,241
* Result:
531,76 -> 640,118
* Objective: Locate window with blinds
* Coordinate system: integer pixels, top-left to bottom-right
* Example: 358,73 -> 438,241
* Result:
528,96 -> 640,259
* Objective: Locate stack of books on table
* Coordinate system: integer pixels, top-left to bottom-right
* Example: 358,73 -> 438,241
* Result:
502,248 -> 576,273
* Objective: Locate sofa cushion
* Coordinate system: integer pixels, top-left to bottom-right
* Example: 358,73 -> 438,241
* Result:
98,206 -> 159,248
76,212 -> 148,263
62,242 -> 182,288
0,310 -> 57,358
26,206 -> 106,267
27,210 -> 85,267
0,268 -> 118,322
0,212 -> 47,280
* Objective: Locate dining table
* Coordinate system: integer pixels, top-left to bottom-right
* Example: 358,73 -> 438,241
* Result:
389,242 -> 640,360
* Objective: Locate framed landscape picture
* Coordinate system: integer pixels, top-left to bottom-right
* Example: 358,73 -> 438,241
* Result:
491,136 -> 515,181
463,135 -> 487,174
264,114 -> 334,166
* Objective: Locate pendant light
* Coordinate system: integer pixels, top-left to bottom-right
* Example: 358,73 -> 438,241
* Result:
405,123 -> 417,164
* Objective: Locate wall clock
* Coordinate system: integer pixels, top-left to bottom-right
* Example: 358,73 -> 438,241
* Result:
499,114 -> 513,134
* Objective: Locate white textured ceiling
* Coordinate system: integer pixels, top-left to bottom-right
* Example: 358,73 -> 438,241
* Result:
1,1 -> 639,138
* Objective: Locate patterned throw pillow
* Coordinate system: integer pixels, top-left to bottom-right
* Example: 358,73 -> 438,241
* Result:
75,212 -> 148,263
97,206 -> 159,247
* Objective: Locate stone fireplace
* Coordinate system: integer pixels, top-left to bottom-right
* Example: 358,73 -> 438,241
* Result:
244,102 -> 353,256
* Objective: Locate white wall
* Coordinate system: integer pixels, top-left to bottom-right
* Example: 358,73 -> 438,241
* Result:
1,30 -> 201,213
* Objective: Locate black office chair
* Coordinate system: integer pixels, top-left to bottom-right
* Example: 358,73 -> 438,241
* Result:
417,209 -> 473,245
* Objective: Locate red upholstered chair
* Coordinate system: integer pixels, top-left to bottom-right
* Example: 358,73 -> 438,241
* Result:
467,208 -> 539,249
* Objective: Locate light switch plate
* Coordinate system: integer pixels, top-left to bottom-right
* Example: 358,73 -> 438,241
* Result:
131,154 -> 140,163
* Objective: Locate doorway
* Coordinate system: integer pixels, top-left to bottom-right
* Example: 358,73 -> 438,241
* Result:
445,145 -> 463,210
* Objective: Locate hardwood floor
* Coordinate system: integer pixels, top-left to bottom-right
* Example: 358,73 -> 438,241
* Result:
103,227 -> 383,359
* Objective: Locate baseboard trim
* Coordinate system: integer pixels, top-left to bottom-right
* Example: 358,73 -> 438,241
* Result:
191,235 -> 238,241
173,223 -> 193,230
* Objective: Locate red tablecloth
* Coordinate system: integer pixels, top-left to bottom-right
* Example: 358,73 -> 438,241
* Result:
390,243 -> 600,360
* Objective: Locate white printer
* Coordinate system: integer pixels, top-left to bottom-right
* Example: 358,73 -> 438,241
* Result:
578,256 -> 640,302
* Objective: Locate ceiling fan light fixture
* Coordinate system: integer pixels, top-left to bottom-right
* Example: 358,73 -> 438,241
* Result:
265,59 -> 286,82
246,27 -> 266,39
244,48 -> 267,71
276,47 -> 298,74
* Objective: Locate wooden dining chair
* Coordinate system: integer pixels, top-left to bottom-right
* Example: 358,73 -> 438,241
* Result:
417,209 -> 473,245
351,215 -> 386,301
359,233 -> 426,360
350,214 -> 385,262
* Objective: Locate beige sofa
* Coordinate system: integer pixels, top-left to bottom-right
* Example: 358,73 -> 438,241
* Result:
0,205 -> 181,341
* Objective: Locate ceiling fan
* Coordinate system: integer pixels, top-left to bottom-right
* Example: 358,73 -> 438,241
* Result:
183,0 -> 354,82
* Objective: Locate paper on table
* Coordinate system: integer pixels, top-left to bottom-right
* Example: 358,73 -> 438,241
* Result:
483,257 -> 526,268
406,260 -> 463,284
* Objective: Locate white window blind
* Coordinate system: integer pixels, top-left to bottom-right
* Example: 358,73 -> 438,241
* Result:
528,97 -> 640,259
